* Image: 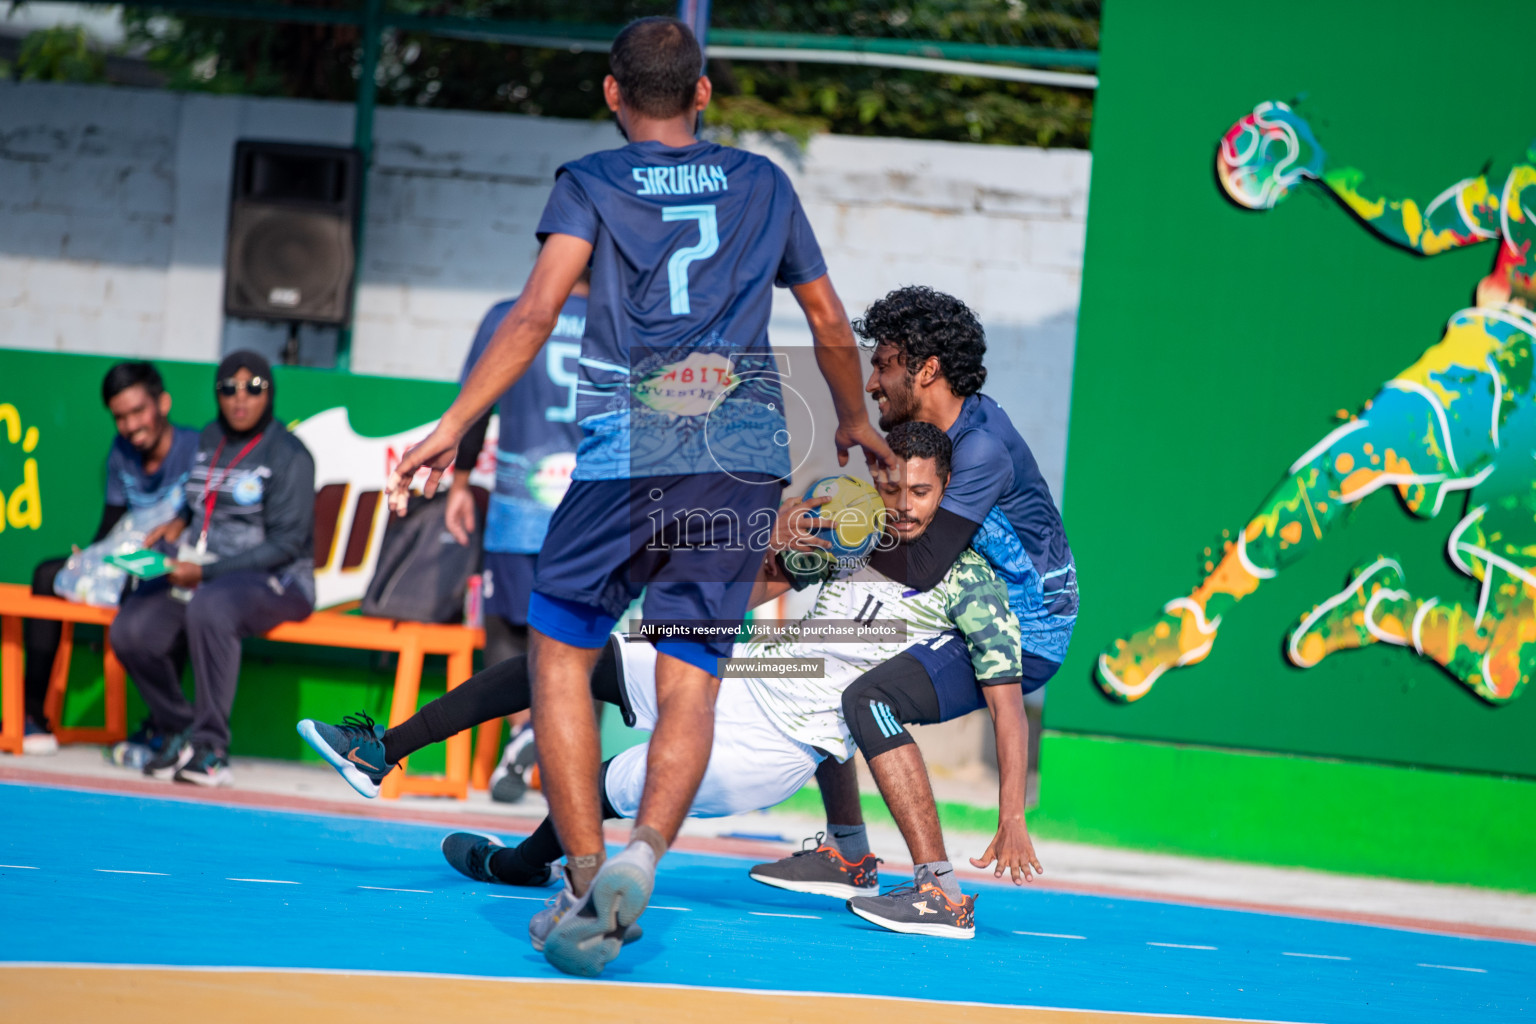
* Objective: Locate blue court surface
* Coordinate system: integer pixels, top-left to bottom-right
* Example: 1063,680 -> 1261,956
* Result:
2,779 -> 1531,1023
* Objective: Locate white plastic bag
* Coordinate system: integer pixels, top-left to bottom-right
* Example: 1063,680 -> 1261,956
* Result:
53,498 -> 184,608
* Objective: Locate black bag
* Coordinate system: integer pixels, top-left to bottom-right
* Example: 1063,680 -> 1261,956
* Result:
360,494 -> 479,623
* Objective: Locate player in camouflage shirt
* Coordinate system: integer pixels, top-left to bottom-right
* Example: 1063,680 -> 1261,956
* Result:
304,423 -> 1024,938
739,547 -> 1019,765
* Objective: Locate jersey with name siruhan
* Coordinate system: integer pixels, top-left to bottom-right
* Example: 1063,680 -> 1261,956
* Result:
536,139 -> 827,481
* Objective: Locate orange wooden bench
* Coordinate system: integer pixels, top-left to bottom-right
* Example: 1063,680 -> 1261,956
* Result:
0,582 -> 504,800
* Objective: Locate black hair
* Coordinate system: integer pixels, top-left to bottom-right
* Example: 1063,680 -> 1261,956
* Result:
609,17 -> 703,120
853,285 -> 988,397
101,360 -> 165,406
885,420 -> 952,481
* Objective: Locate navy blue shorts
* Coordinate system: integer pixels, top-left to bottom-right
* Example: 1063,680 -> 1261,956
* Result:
905,629 -> 1060,721
482,551 -> 537,626
529,472 -> 782,674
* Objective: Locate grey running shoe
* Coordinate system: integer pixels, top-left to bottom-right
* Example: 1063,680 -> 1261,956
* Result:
845,867 -> 976,940
528,880 -> 642,955
541,844 -> 656,977
749,833 -> 879,899
490,728 -> 538,804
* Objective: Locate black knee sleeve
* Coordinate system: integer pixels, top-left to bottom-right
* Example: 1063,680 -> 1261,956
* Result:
842,651 -> 940,760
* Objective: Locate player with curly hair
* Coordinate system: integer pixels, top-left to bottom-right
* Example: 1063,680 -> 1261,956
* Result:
751,285 -> 1076,906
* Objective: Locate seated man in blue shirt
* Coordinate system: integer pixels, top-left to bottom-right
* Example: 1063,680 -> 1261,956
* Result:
18,361 -> 198,755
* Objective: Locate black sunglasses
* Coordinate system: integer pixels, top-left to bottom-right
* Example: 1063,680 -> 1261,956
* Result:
217,376 -> 271,397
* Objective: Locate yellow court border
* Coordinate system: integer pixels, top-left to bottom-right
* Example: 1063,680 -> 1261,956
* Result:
0,964 -> 1297,1024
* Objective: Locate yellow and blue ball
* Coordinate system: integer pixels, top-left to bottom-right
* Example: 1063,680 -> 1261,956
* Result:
803,475 -> 884,561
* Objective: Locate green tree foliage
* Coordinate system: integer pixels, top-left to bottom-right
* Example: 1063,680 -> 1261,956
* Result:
120,1 -> 1094,148
9,24 -> 108,83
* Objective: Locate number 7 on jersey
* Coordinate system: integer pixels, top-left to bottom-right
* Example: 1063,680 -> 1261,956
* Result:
662,204 -> 719,316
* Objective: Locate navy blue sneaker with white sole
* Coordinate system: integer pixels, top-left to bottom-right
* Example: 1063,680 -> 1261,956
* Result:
174,744 -> 233,787
296,712 -> 394,798
442,832 -> 554,887
142,732 -> 192,780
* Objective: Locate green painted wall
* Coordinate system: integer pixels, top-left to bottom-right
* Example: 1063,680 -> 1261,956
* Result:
1033,733 -> 1536,893
1054,0 -> 1536,777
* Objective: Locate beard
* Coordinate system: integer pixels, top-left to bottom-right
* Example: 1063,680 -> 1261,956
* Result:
132,419 -> 167,456
877,388 -> 915,431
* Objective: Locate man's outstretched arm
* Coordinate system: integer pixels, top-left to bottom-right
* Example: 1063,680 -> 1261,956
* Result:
1320,166 -> 1502,256
791,275 -> 894,470
972,682 -> 1041,884
387,233 -> 592,510
947,563 -> 1041,883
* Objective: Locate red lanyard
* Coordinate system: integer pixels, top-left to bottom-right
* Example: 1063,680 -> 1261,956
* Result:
199,432 -> 264,545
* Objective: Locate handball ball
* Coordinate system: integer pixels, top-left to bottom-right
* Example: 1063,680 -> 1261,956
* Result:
803,475 -> 883,560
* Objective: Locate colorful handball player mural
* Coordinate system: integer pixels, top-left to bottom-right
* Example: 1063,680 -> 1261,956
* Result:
1097,100 -> 1536,706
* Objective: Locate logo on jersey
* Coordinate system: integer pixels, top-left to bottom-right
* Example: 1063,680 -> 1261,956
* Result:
526,452 -> 576,509
231,473 -> 264,506
634,353 -> 738,417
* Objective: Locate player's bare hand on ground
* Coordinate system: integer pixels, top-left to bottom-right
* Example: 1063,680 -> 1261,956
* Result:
970,817 -> 1043,885
387,424 -> 462,515
144,518 -> 186,549
445,478 -> 477,546
770,494 -> 834,554
836,419 -> 895,471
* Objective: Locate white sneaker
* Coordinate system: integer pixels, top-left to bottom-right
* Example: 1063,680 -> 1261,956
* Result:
22,719 -> 58,756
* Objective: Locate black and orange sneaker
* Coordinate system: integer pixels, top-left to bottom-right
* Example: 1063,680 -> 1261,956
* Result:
749,833 -> 879,899
846,867 -> 976,939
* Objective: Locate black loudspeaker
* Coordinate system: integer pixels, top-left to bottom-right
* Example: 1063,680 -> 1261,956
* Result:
224,140 -> 362,327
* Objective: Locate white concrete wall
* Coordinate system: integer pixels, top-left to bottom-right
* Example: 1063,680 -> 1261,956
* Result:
0,80 -> 1088,496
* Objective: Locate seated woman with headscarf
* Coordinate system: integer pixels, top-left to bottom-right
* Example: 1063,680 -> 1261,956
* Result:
111,350 -> 316,787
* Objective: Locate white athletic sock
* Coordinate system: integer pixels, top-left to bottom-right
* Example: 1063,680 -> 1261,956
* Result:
825,823 -> 869,861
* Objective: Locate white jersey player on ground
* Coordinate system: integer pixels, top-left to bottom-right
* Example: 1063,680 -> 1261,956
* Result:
428,420 -> 1023,939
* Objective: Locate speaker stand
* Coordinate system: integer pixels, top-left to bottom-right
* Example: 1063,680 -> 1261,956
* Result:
282,321 -> 301,366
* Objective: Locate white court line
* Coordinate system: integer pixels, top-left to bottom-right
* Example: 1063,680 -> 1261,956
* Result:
1418,963 -> 1487,973
749,911 -> 821,920
485,894 -> 689,909
1148,942 -> 1218,950
1282,952 -> 1350,961
95,869 -> 169,876
227,878 -> 300,885
1014,931 -> 1086,940
359,886 -> 432,893
0,865 -> 39,870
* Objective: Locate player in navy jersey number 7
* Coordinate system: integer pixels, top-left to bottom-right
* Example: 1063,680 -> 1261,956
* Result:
388,17 -> 889,977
